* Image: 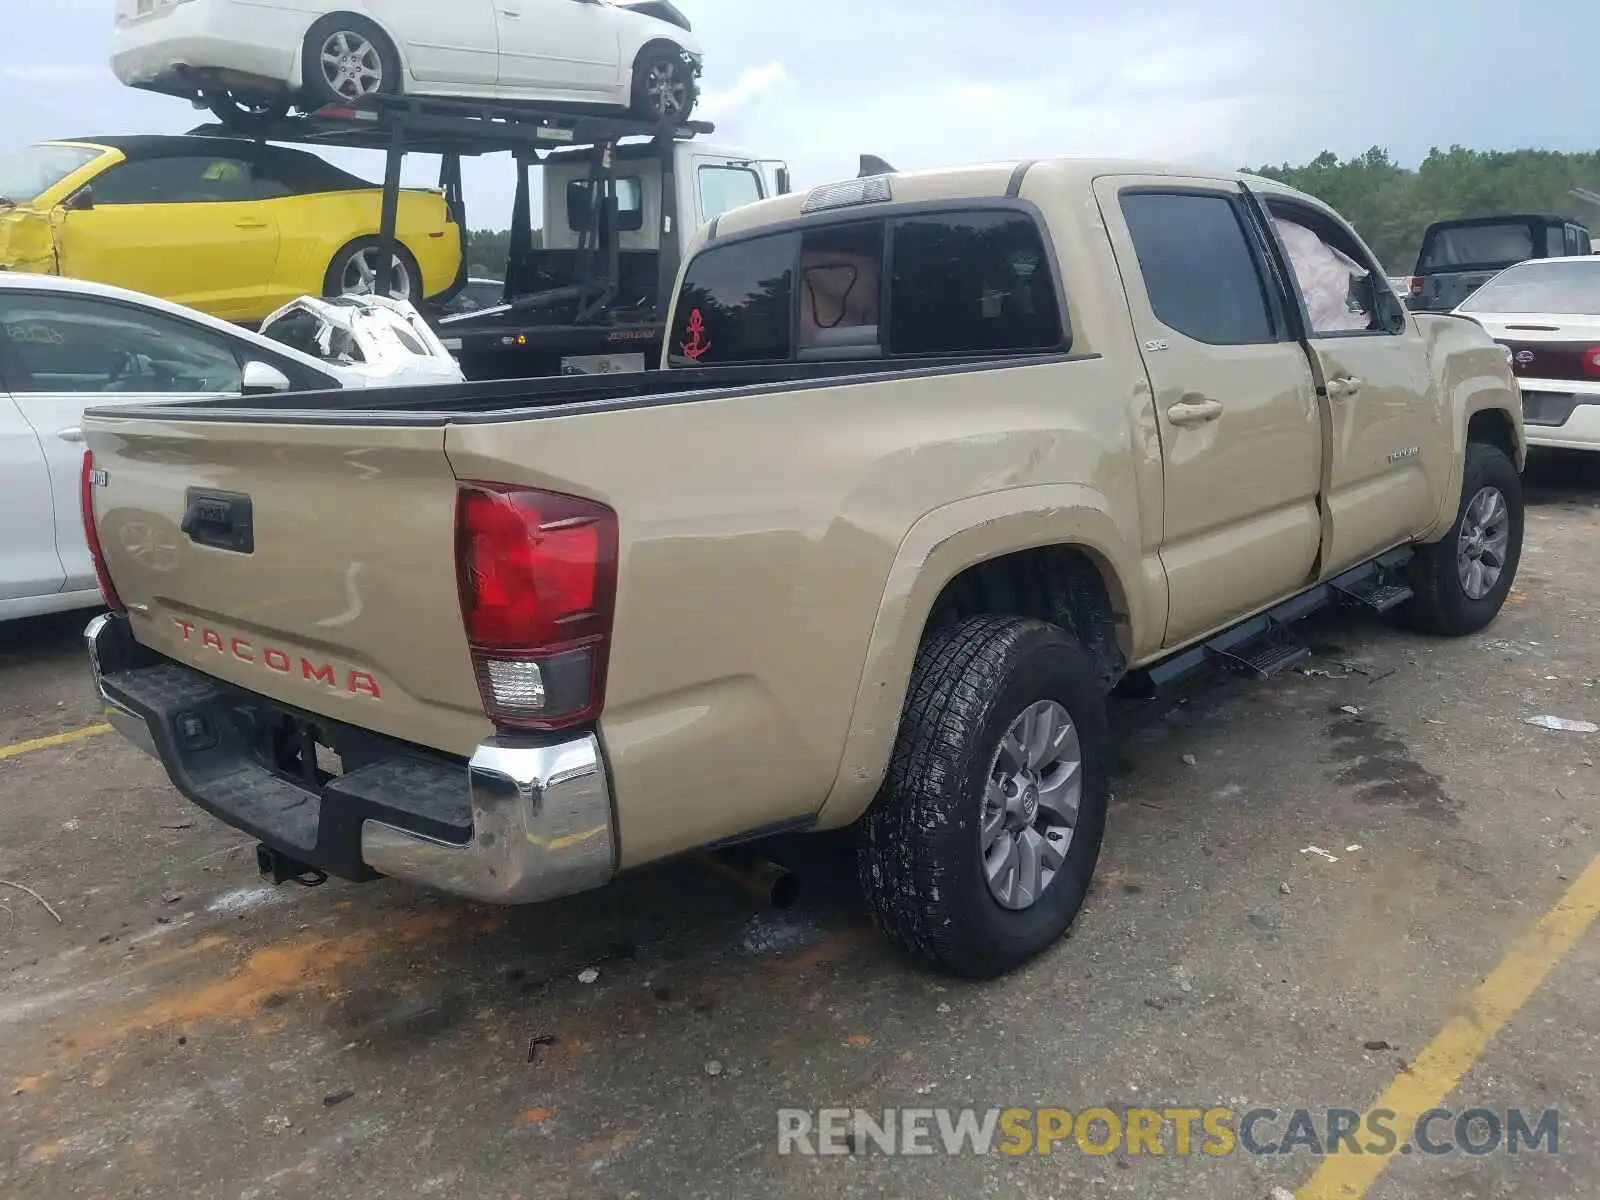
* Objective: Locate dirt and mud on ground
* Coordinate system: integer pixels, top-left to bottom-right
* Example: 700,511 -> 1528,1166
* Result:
2,452 -> 1597,1200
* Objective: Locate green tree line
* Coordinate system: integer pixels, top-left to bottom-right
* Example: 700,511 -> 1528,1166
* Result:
462,147 -> 1600,280
465,227 -> 542,279
1247,146 -> 1600,273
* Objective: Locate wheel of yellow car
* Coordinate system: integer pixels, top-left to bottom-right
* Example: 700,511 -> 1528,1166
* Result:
858,615 -> 1110,979
324,237 -> 422,303
629,42 -> 697,122
301,13 -> 402,110
203,89 -> 291,130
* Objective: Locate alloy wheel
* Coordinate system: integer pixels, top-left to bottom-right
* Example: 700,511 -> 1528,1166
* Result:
320,31 -> 384,101
1457,485 -> 1510,600
644,60 -> 689,117
340,248 -> 412,301
981,699 -> 1082,910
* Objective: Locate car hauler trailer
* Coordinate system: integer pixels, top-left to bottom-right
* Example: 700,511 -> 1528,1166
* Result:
190,93 -> 788,379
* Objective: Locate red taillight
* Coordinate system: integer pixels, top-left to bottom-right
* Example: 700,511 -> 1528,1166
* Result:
1407,276 -> 1423,296
1584,347 -> 1600,379
454,482 -> 617,731
79,451 -> 124,614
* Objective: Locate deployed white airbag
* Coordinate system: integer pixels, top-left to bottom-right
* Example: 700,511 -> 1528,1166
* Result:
1273,217 -> 1371,332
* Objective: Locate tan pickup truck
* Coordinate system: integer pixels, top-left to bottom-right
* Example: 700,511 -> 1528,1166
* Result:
81,158 -> 1525,978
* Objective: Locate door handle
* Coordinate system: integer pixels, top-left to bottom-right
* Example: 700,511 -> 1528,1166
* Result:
56,427 -> 84,443
1326,375 -> 1364,398
1166,397 -> 1224,427
235,219 -> 269,230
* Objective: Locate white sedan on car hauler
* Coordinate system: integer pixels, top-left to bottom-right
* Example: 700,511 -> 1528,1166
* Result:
111,0 -> 704,127
0,273 -> 462,622
1455,255 -> 1600,453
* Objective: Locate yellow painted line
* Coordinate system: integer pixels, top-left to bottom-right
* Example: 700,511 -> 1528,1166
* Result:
0,724 -> 114,762
1298,852 -> 1600,1199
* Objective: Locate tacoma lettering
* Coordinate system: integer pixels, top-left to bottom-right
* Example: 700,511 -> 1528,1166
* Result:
174,619 -> 381,699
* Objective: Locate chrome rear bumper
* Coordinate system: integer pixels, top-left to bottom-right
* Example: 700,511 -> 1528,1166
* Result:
85,613 -> 616,905
360,738 -> 616,905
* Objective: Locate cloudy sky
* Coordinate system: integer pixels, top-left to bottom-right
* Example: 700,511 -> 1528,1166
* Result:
8,0 -> 1598,229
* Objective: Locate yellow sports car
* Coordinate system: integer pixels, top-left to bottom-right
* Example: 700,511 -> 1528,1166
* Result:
0,136 -> 462,324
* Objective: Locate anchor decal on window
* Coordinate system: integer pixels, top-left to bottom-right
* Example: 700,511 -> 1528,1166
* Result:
679,308 -> 712,360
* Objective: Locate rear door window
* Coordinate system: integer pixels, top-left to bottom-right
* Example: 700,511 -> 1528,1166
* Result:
669,208 -> 1064,365
1119,191 -> 1279,345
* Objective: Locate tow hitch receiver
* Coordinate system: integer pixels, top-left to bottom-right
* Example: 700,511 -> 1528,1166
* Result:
256,844 -> 329,889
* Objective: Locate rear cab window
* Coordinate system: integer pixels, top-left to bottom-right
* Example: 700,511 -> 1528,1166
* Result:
669,208 -> 1066,366
1417,222 -> 1537,274
567,177 -> 644,233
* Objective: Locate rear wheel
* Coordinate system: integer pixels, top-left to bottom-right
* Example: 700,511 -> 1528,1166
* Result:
323,237 -> 421,304
1402,441 -> 1524,636
858,616 -> 1110,979
301,14 -> 401,109
203,89 -> 290,129
629,44 -> 696,122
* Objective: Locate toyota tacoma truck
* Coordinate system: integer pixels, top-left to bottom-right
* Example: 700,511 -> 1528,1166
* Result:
80,159 -> 1525,979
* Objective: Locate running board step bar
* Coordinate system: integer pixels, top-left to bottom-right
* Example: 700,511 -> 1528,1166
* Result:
1125,547 -> 1415,696
1332,575 -> 1414,614
1205,620 -> 1310,679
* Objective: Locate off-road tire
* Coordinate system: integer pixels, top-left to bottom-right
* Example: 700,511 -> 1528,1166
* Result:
858,615 -> 1110,979
1402,441 -> 1524,637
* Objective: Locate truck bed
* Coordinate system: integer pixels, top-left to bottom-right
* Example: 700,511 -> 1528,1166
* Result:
85,354 -> 1067,425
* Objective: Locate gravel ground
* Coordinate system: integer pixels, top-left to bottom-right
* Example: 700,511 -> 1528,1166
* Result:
1,450 -> 1596,1200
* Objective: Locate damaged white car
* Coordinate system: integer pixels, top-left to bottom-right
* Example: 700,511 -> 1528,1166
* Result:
257,293 -> 465,387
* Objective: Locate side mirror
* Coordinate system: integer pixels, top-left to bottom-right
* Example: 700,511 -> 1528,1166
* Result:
774,166 -> 791,196
64,186 -> 94,213
241,361 -> 291,395
1373,285 -> 1407,334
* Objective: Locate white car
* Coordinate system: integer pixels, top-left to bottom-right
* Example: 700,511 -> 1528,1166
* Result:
0,273 -> 462,622
1453,255 -> 1600,453
111,0 -> 703,128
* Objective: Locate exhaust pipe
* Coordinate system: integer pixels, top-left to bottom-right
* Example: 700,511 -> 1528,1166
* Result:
698,849 -> 801,911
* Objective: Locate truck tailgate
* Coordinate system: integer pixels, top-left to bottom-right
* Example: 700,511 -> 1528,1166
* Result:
84,415 -> 489,758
